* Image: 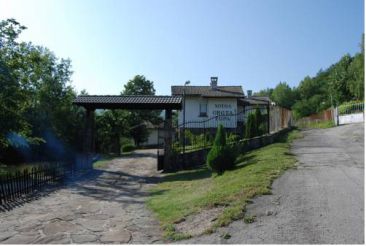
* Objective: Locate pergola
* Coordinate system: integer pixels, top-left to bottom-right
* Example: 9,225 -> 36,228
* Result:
73,95 -> 182,171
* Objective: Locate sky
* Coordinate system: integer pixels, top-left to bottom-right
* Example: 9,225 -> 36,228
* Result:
0,0 -> 364,95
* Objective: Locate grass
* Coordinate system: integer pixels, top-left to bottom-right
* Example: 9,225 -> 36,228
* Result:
147,129 -> 303,240
93,154 -> 119,168
93,151 -> 135,169
297,120 -> 334,129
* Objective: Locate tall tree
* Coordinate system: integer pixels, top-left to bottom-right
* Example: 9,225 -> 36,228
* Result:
122,75 -> 162,146
253,88 -> 273,97
347,36 -> 364,100
328,54 -> 353,105
271,82 -> 295,109
0,18 -> 84,162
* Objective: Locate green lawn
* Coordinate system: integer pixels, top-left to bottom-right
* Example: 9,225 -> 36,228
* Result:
146,129 -> 303,240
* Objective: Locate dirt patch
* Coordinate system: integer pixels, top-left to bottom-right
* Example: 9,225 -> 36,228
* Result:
174,207 -> 224,236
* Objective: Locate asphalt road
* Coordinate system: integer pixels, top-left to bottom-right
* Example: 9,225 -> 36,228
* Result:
181,123 -> 364,244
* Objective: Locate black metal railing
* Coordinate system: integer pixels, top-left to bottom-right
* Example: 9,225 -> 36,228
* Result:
0,163 -> 67,205
158,106 -> 269,154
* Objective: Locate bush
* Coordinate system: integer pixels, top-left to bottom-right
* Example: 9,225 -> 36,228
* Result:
122,144 -> 135,153
245,108 -> 265,139
207,124 -> 237,174
254,108 -> 263,135
245,113 -> 255,139
227,133 -> 239,143
223,144 -> 237,170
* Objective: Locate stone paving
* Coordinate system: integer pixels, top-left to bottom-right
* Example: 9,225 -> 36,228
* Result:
0,149 -> 164,244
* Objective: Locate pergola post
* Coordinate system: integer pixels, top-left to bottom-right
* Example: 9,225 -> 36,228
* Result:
163,109 -> 173,171
84,108 -> 95,168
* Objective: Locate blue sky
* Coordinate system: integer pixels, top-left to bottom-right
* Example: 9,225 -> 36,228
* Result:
0,0 -> 364,95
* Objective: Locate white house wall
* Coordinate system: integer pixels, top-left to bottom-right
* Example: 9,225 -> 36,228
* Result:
179,97 -> 238,128
140,129 -> 158,146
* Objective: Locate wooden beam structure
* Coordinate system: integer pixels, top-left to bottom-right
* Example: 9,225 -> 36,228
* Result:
73,95 -> 182,171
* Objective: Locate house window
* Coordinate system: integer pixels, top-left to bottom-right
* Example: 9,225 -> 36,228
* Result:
199,103 -> 207,117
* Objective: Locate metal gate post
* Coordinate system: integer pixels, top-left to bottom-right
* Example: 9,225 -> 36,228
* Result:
163,109 -> 173,171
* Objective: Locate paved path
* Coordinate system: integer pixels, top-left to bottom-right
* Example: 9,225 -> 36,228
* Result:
0,149 -> 164,244
181,123 -> 364,244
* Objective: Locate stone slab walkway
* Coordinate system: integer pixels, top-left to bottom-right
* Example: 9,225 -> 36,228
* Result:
0,149 -> 164,244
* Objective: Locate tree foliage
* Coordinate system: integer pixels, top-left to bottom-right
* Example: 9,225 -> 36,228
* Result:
122,75 -> 162,146
95,75 -> 162,152
271,82 -> 296,109
254,35 -> 364,119
245,108 -> 264,138
0,19 -> 85,163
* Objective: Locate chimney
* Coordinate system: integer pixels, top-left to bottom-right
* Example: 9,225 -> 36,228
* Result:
210,77 -> 218,90
247,90 -> 252,98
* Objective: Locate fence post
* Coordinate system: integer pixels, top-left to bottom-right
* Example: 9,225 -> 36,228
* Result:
267,103 -> 270,134
203,120 -> 206,149
15,171 -> 19,198
0,176 -> 3,205
333,106 -> 339,126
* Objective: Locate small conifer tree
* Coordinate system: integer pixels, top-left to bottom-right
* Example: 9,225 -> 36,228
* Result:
245,113 -> 255,138
207,124 -> 237,174
254,107 -> 262,136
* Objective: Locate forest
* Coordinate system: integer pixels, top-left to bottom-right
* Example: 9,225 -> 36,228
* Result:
254,35 -> 364,119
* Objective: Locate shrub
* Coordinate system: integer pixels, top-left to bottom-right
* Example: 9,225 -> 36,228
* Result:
223,144 -> 237,170
245,113 -> 255,139
254,108 -> 263,135
122,144 -> 135,153
206,145 -> 225,174
207,124 -> 237,174
227,133 -> 239,143
245,108 -> 265,139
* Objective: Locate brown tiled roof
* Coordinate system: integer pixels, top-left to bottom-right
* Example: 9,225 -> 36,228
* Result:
171,86 -> 244,98
73,95 -> 182,109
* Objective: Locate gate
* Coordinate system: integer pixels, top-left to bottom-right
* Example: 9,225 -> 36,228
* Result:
337,102 -> 364,125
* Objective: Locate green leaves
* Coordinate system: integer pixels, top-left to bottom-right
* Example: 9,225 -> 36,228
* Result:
207,124 -> 237,174
271,82 -> 296,109
123,75 -> 156,95
0,18 -> 84,161
254,35 -> 364,119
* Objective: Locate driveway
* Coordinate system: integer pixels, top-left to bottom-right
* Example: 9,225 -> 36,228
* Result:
0,149 -> 164,244
181,123 -> 364,244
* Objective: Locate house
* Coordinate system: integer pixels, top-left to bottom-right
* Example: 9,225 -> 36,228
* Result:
140,121 -> 160,147
171,77 -> 246,132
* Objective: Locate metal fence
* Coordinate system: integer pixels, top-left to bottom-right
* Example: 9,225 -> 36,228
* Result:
156,105 -> 293,170
0,156 -> 93,205
159,105 -> 291,154
0,163 -> 68,205
338,102 -> 364,116
295,101 -> 364,127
